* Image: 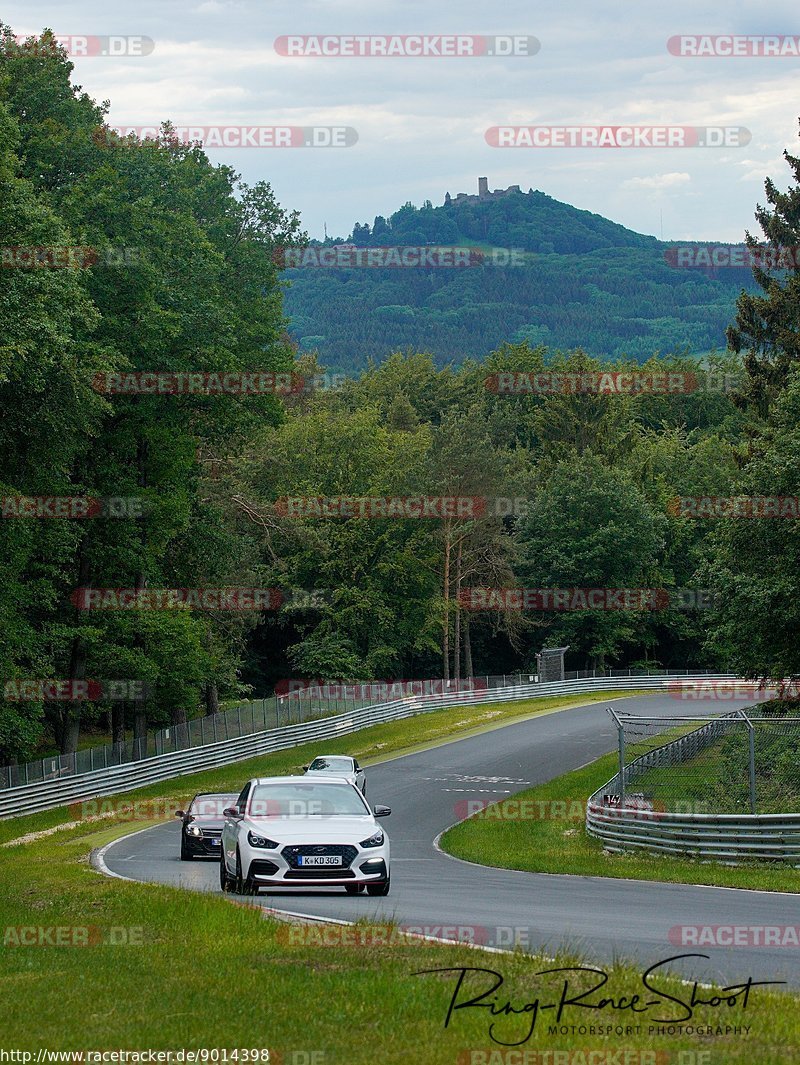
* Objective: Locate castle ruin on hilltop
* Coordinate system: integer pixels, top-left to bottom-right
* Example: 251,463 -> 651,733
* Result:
444,176 -> 524,206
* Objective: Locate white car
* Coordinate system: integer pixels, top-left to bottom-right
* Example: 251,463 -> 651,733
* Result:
219,776 -> 391,897
302,754 -> 366,794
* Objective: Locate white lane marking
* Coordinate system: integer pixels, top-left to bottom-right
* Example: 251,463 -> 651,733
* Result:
92,824 -> 165,881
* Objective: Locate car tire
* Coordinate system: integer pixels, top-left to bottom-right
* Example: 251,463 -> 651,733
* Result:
366,876 -> 390,897
219,852 -> 235,893
235,849 -> 256,896
344,884 -> 364,895
180,838 -> 193,861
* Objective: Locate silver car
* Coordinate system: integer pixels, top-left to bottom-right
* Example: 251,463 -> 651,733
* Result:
302,754 -> 366,795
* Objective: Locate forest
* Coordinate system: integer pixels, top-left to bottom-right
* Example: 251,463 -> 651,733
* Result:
282,188 -> 759,371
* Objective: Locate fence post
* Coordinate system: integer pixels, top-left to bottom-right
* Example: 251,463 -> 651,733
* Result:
738,709 -> 757,814
607,706 -> 625,807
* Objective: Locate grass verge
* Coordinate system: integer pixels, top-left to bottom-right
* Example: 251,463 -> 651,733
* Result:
0,817 -> 798,1060
440,751 -> 800,892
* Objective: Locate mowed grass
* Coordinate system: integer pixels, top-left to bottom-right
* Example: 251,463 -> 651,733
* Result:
1,818 -> 799,1061
441,751 -> 800,892
0,689 -> 648,846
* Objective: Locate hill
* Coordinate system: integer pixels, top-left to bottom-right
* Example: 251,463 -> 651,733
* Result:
281,180 -> 757,374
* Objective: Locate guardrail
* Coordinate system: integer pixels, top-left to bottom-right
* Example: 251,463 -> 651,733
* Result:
1,667 -> 708,789
0,672 -> 733,819
586,708 -> 800,863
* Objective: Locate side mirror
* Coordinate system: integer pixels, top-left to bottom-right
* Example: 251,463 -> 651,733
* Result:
373,805 -> 391,818
223,807 -> 240,818
174,810 -> 185,818
302,765 -> 309,772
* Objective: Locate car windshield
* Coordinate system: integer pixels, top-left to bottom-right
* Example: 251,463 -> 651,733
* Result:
249,782 -> 368,818
308,757 -> 353,772
188,795 -> 236,817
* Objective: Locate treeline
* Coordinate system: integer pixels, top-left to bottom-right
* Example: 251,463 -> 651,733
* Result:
2,28 -> 799,766
0,29 -> 302,762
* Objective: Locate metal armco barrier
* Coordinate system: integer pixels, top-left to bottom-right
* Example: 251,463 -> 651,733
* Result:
587,706 -> 800,864
1,672 -> 733,820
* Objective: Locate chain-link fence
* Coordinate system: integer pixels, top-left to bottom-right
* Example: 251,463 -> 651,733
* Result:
606,708 -> 800,815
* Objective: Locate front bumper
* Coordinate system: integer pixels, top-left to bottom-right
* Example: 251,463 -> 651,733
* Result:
242,843 -> 389,886
184,830 -> 223,856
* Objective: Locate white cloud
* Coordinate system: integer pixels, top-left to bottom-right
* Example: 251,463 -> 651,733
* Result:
622,172 -> 691,191
6,0 -> 800,241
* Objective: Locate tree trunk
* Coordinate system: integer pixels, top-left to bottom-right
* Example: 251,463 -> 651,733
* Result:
111,702 -> 125,746
464,615 -> 474,679
442,520 -> 451,682
130,435 -> 150,759
204,680 -> 220,715
453,539 -> 462,683
132,704 -> 148,759
61,546 -> 91,754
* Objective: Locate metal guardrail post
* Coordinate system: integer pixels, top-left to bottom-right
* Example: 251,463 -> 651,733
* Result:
607,706 -> 625,805
738,708 -> 757,814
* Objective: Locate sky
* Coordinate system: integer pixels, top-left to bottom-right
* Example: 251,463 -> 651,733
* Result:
6,0 -> 800,242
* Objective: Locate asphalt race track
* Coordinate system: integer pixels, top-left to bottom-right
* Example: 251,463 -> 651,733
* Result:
101,693 -> 800,988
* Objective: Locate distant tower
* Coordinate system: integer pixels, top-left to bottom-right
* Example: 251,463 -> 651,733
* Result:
444,191 -> 452,205
478,176 -> 488,198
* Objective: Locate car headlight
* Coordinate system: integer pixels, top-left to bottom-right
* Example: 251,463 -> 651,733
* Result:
248,831 -> 279,849
186,824 -> 202,837
359,829 -> 384,848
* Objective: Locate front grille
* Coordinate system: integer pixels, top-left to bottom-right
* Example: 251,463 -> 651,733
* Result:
249,859 -> 280,876
284,868 -> 356,879
281,844 -> 358,870
200,829 -> 222,839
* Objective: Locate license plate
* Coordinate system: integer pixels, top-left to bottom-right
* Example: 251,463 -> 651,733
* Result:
210,839 -> 221,846
298,855 -> 341,867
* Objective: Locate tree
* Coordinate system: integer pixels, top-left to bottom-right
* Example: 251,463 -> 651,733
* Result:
516,455 -> 667,668
728,122 -> 800,417
704,370 -> 800,678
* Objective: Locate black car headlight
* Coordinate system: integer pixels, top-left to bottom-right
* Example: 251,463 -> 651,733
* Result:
248,831 -> 279,849
186,824 -> 202,837
359,829 -> 384,848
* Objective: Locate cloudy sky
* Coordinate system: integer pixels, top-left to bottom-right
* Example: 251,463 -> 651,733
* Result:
7,0 -> 800,241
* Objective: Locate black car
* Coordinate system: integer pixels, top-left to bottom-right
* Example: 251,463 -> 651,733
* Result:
174,793 -> 239,860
